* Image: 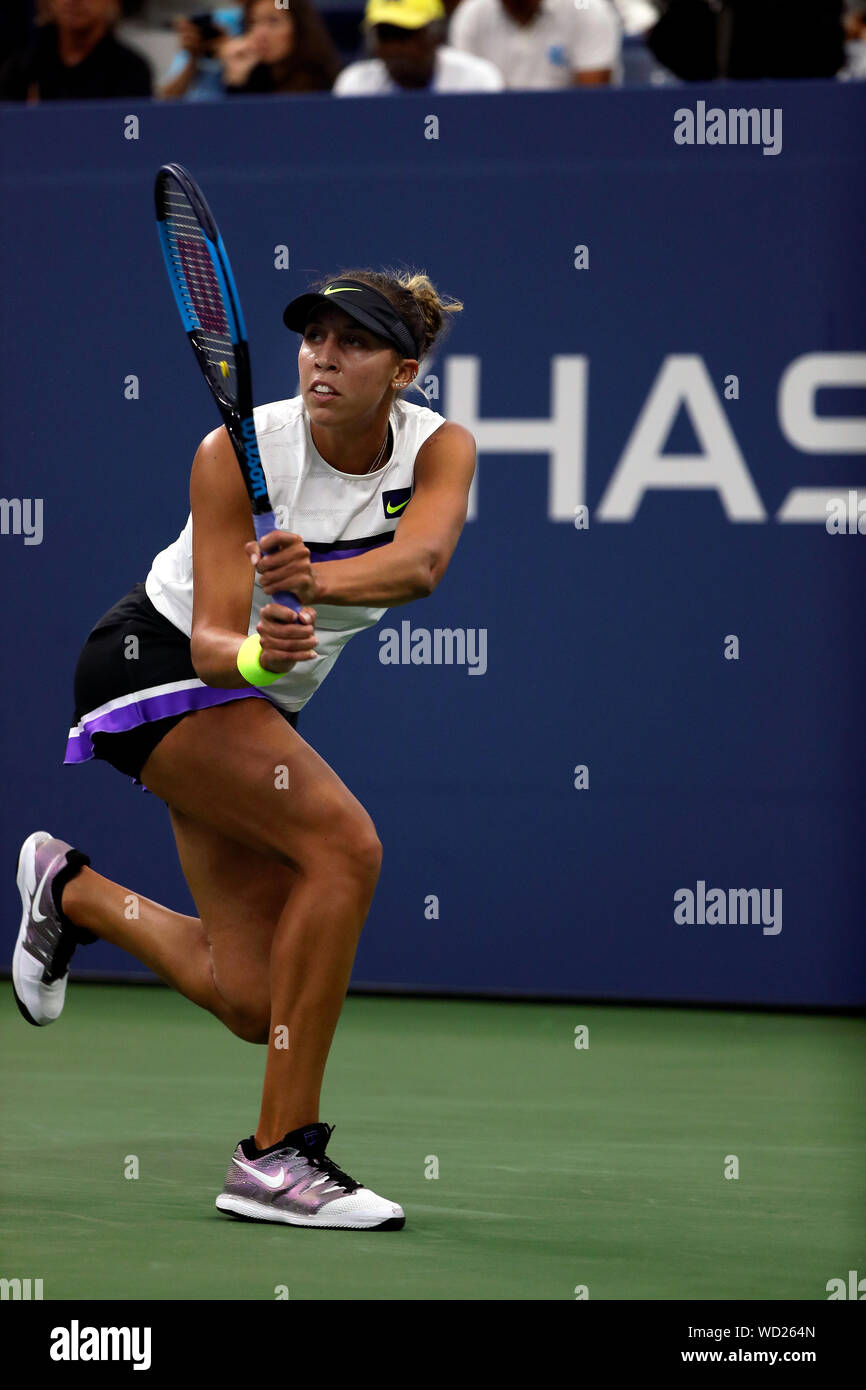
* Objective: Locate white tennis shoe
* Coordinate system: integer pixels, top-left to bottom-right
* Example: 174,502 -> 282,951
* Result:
216,1122 -> 405,1230
12,830 -> 94,1026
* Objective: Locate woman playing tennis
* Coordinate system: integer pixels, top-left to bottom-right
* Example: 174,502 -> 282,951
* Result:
12,269 -> 475,1230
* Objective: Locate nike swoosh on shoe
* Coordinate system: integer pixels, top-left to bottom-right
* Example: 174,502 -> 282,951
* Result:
231,1156 -> 286,1190
30,854 -> 63,925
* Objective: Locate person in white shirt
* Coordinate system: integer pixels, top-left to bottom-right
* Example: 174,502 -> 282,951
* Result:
609,0 -> 658,36
448,0 -> 621,88
333,0 -> 505,94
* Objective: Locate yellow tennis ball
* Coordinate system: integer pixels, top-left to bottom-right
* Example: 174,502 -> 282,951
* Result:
219,360 -> 230,378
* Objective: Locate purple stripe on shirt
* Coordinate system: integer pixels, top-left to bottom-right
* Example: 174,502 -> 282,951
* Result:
64,684 -> 271,765
314,542 -> 391,562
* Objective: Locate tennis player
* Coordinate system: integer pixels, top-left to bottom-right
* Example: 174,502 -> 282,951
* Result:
12,270 -> 475,1230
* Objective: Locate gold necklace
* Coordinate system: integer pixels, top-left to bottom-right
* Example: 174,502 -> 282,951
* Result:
366,424 -> 391,474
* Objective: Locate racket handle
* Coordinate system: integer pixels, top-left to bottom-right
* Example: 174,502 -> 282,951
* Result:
253,511 -> 304,614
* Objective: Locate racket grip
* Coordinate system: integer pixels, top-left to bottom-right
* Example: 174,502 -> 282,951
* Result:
253,510 -> 303,614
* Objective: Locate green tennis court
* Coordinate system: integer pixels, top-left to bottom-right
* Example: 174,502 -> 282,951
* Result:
1,983 -> 863,1301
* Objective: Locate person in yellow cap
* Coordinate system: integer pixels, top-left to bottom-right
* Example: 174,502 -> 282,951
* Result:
332,0 -> 505,93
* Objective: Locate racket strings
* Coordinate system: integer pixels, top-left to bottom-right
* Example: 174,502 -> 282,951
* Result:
163,188 -> 239,395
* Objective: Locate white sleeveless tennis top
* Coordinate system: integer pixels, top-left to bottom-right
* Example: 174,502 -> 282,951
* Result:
145,395 -> 447,713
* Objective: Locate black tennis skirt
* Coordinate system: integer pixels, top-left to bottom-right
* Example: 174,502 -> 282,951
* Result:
64,583 -> 298,786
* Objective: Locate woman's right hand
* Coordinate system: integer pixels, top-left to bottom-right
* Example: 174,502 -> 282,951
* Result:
256,605 -> 318,674
219,35 -> 260,87
175,18 -> 208,58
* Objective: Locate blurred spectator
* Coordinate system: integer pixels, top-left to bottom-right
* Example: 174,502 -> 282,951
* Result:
334,0 -> 504,92
220,0 -> 341,94
158,5 -> 242,100
840,1 -> 866,75
0,0 -> 152,100
447,0 -> 621,87
610,0 -> 659,33
646,1 -> 845,80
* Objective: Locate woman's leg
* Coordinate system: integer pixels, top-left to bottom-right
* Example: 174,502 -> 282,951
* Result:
107,697 -> 381,1148
60,824 -> 295,1043
162,804 -> 297,1046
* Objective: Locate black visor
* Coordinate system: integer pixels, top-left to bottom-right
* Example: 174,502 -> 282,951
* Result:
282,279 -> 419,359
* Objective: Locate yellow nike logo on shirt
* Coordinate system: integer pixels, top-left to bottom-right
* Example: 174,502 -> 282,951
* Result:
323,286 -> 364,295
386,498 -> 410,515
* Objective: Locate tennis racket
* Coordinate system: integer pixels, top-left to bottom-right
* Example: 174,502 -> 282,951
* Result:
154,162 -> 302,614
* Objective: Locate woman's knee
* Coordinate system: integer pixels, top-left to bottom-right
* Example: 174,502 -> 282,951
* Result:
214,974 -> 271,1044
330,812 -> 383,885
298,797 -> 383,883
225,1000 -> 271,1045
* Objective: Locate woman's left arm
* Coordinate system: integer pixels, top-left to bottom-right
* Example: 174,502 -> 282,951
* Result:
257,422 -> 477,608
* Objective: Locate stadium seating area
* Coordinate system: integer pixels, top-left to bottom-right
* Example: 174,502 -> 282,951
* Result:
3,0 -> 866,103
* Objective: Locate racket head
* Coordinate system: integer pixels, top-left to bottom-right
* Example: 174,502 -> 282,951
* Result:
154,162 -> 251,423
154,164 -> 303,615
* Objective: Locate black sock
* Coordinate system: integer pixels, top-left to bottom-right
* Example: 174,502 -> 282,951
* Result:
50,849 -> 95,943
245,1135 -> 287,1159
244,1123 -> 328,1160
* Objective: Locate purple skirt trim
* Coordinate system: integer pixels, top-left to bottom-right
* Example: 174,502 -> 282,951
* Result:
64,680 -> 272,765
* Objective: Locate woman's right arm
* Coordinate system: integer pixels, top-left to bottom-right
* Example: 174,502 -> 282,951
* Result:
157,21 -> 207,100
189,427 -> 317,686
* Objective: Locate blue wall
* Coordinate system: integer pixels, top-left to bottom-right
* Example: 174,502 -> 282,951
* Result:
1,82 -> 864,1005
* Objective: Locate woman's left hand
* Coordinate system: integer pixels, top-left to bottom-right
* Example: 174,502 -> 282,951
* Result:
245,530 -> 321,605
